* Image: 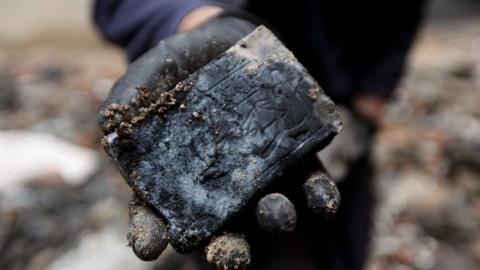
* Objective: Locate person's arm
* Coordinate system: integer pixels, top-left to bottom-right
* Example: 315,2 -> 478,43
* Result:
93,0 -> 238,61
349,0 -> 426,126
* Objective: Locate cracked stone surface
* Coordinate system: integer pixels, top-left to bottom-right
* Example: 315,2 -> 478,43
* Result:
102,26 -> 342,252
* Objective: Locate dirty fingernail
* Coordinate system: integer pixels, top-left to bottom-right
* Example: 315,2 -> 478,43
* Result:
256,193 -> 297,234
304,172 -> 340,219
205,233 -> 251,270
127,200 -> 168,261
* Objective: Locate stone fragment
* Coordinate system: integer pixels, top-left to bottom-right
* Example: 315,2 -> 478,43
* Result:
102,26 -> 342,252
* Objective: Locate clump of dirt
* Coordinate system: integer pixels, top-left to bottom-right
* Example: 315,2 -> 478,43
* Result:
308,87 -> 320,101
191,111 -> 204,121
205,234 -> 251,270
101,103 -> 130,134
100,81 -> 193,138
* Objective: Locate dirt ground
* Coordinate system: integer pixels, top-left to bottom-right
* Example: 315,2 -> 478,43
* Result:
0,0 -> 479,269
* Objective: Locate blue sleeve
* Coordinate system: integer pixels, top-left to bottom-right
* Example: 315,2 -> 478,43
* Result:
93,0 -> 239,61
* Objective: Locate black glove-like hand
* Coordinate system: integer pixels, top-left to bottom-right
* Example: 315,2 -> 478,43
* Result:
99,15 -> 341,270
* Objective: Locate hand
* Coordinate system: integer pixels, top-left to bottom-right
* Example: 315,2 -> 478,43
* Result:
177,5 -> 224,33
99,14 -> 341,269
126,155 -> 340,269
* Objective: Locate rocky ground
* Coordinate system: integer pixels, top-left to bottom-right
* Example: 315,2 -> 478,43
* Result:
0,0 -> 479,270
367,13 -> 480,270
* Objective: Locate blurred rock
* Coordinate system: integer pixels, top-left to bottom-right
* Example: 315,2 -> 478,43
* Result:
368,2 -> 480,269
0,69 -> 19,111
46,228 -> 153,270
92,78 -> 114,102
0,130 -> 99,193
39,65 -> 64,82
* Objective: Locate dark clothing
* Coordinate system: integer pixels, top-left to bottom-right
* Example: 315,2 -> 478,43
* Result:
93,0 -> 236,62
93,1 -> 424,269
94,0 -> 424,104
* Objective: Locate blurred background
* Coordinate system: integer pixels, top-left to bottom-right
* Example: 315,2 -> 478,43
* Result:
0,0 -> 479,269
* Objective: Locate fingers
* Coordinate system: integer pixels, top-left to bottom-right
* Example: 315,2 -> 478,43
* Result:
202,166 -> 337,269
205,233 -> 251,270
256,193 -> 297,235
127,197 -> 168,261
303,169 -> 341,219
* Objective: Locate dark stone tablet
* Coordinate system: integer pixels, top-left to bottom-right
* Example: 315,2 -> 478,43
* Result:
101,26 -> 342,252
